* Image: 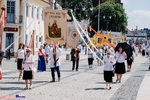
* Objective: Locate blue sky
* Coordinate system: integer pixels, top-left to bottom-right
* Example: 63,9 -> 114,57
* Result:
122,0 -> 150,30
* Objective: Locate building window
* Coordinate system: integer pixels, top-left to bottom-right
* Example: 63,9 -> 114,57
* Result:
25,34 -> 28,44
32,6 -> 34,18
41,36 -> 43,44
37,8 -> 38,19
26,5 -> 28,17
36,35 -> 38,48
42,10 -> 43,21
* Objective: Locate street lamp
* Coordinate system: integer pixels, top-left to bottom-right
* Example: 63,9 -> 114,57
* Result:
103,15 -> 112,32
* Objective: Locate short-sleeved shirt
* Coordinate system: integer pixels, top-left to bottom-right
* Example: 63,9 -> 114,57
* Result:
38,49 -> 45,56
115,51 -> 126,63
18,49 -> 25,59
24,55 -> 34,71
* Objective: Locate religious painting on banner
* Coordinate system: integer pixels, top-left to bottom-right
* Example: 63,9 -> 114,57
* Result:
44,9 -> 67,44
67,22 -> 84,49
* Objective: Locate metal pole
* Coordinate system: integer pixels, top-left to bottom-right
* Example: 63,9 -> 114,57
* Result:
98,0 -> 100,33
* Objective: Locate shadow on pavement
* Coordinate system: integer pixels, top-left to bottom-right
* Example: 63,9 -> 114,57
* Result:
96,82 -> 117,84
2,77 -> 18,79
0,81 -> 49,84
85,87 -> 106,91
0,87 -> 24,90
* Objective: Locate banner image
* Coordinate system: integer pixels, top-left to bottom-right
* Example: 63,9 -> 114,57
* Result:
44,9 -> 67,44
67,22 -> 84,48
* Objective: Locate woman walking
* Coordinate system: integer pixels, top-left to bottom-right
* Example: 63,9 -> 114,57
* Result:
70,48 -> 76,71
38,45 -> 46,72
15,43 -> 25,82
22,48 -> 34,89
88,48 -> 94,69
115,47 -> 127,83
103,51 -> 116,89
127,54 -> 134,72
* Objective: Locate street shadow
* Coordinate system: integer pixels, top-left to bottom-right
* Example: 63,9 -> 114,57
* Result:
60,70 -> 73,72
0,82 -> 24,84
33,81 -> 49,84
0,87 -> 24,90
96,82 -> 117,84
140,70 -> 149,72
85,87 -> 105,91
2,77 -> 18,79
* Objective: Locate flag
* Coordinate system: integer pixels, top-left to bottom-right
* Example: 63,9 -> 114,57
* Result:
3,7 -> 7,27
0,8 -> 5,50
29,30 -> 35,55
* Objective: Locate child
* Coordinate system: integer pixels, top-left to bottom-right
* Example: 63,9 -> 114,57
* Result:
22,48 -> 34,89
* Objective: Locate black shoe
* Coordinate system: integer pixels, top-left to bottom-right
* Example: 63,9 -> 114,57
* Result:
109,87 -> 112,90
50,80 -> 55,83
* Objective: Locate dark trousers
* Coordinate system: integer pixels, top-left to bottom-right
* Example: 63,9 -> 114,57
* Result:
51,66 -> 61,81
72,59 -> 79,71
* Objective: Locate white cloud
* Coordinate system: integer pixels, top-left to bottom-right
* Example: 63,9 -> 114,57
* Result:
127,10 -> 150,30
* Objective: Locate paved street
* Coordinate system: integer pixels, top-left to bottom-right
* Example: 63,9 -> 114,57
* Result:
0,49 -> 149,100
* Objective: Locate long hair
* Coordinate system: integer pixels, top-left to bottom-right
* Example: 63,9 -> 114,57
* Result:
18,43 -> 24,49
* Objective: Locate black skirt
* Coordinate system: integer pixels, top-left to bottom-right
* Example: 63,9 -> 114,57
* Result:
115,62 -> 126,74
88,58 -> 93,65
142,50 -> 145,56
23,71 -> 32,80
127,59 -> 133,66
17,59 -> 23,70
104,71 -> 113,82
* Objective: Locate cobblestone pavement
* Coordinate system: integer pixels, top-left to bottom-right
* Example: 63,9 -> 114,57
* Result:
111,61 -> 148,100
0,54 -> 148,100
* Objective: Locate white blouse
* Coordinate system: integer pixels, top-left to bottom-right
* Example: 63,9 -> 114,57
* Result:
18,49 -> 25,59
88,50 -> 93,58
45,45 -> 50,55
38,49 -> 45,56
23,55 -> 35,71
103,56 -> 116,71
49,48 -> 62,68
115,51 -> 127,63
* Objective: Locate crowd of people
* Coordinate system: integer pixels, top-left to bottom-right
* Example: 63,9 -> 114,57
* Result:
1,41 -> 150,90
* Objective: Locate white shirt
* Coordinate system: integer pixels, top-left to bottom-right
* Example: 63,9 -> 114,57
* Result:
88,50 -> 93,58
78,45 -> 82,50
38,49 -> 45,56
24,54 -> 35,71
49,48 -> 62,68
142,45 -> 145,50
103,56 -> 116,71
45,45 -> 50,55
115,51 -> 127,63
18,49 -> 25,59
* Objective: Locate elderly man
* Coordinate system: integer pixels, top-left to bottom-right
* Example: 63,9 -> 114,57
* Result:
49,44 -> 62,82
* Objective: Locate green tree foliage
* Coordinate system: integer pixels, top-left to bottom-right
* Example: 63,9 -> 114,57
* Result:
61,0 -> 93,21
91,0 -> 128,33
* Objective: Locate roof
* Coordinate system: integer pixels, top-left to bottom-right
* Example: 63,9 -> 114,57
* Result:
41,0 -> 50,3
126,34 -> 146,37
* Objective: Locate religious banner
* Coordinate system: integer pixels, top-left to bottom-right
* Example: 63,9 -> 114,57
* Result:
67,22 -> 84,48
44,9 -> 67,44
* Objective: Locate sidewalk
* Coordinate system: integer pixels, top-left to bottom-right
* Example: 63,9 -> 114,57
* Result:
136,70 -> 150,100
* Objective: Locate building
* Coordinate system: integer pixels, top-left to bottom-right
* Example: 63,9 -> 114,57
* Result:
92,0 -> 123,7
0,0 -> 52,56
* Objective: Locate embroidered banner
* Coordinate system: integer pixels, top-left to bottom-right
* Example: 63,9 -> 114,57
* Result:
44,9 -> 67,44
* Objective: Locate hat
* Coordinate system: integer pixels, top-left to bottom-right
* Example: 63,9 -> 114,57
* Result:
26,48 -> 32,52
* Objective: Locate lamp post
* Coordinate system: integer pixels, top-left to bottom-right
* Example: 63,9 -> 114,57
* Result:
98,0 -> 100,33
103,15 -> 112,33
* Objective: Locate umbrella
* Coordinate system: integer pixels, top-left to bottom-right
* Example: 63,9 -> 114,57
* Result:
115,42 -> 133,59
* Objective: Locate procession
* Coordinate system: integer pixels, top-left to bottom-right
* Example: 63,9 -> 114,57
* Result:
0,0 -> 150,100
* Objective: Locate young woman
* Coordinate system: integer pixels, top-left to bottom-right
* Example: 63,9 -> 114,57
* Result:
142,44 -> 145,56
22,48 -> 34,89
38,45 -> 46,72
127,54 -> 134,72
70,48 -> 76,71
115,47 -> 127,83
88,48 -> 94,69
15,43 -> 25,82
103,51 -> 116,90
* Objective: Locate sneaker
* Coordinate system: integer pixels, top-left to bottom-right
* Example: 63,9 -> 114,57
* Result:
24,87 -> 28,90
29,85 -> 32,89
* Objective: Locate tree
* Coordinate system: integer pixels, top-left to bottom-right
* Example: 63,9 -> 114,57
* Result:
91,0 -> 128,35
61,0 -> 93,21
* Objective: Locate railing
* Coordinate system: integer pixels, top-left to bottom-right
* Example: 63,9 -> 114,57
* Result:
6,15 -> 23,24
